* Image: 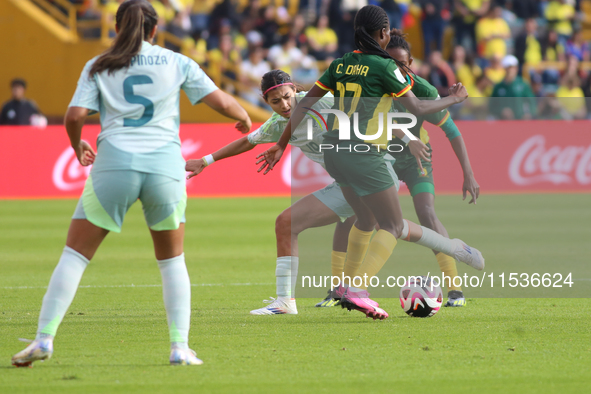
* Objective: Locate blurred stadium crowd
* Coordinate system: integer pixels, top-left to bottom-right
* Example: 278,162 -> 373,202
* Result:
4,0 -> 591,124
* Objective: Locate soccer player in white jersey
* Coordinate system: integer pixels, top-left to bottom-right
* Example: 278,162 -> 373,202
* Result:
185,70 -> 484,316
11,0 -> 251,367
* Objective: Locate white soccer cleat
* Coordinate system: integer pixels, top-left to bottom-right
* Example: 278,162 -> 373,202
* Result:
170,347 -> 203,366
11,338 -> 53,367
452,239 -> 485,270
249,296 -> 298,315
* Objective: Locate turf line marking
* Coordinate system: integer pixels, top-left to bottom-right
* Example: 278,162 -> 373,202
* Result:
1,283 -> 273,290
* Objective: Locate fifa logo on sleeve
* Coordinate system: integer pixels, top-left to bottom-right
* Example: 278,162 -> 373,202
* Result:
304,107 -> 418,153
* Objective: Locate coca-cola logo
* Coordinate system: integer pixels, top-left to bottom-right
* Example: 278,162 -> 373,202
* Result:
52,139 -> 203,191
281,148 -> 332,191
509,135 -> 591,186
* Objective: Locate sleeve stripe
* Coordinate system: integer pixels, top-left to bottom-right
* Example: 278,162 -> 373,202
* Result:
315,81 -> 334,92
393,84 -> 411,98
436,111 -> 450,127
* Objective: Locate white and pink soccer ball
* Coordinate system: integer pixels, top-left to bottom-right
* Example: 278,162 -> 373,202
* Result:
399,276 -> 443,318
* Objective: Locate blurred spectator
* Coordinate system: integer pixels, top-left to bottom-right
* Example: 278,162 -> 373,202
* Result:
490,55 -> 536,119
268,35 -> 305,76
327,0 -> 363,55
451,45 -> 482,96
544,0 -> 575,42
257,6 -> 281,49
167,11 -> 191,44
151,0 -> 175,28
305,15 -> 338,61
452,0 -> 490,52
378,0 -> 405,29
483,53 -> 506,90
189,0 -> 216,32
239,46 -> 271,107
475,5 -> 510,59
420,0 -> 448,59
207,33 -> 241,89
0,79 -> 46,127
292,14 -> 308,48
421,51 -> 456,96
515,18 -> 542,69
182,29 -> 208,64
292,44 -> 321,85
565,30 -> 590,62
542,29 -> 566,62
556,74 -> 587,119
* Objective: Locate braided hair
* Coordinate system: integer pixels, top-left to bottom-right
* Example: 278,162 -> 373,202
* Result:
354,5 -> 413,75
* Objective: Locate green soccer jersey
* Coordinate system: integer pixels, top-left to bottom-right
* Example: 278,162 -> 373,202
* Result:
391,74 -> 450,148
316,51 -> 411,147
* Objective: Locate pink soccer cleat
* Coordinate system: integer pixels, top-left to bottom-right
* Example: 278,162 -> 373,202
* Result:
340,288 -> 388,320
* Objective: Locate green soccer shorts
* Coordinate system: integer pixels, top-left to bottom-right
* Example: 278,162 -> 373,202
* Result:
323,145 -> 396,197
393,155 -> 435,197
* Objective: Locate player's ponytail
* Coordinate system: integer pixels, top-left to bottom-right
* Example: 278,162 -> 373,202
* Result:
354,5 -> 412,75
260,70 -> 304,99
89,0 -> 158,76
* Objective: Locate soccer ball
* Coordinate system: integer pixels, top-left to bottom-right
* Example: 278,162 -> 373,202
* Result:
399,276 -> 443,318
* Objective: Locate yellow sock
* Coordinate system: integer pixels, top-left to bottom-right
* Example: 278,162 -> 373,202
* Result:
436,253 -> 462,291
356,230 -> 397,290
343,225 -> 373,282
331,250 -> 346,278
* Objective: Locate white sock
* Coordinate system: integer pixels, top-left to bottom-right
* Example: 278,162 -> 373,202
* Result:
276,256 -> 298,298
36,246 -> 89,340
158,253 -> 191,347
415,227 -> 455,255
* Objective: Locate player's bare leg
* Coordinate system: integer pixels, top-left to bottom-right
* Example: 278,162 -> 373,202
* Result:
336,186 -> 398,320
251,194 -> 340,315
413,192 -> 465,307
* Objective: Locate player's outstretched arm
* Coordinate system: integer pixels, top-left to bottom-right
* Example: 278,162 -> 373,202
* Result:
400,84 -> 468,116
202,90 -> 252,134
64,106 -> 95,166
186,136 -> 256,179
256,85 -> 326,174
450,135 -> 480,204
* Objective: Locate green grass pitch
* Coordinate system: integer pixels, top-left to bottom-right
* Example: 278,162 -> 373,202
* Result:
1,195 -> 590,393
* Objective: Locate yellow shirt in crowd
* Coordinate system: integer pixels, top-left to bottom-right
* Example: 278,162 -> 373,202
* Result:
525,35 -> 542,65
305,27 -> 338,47
545,1 -> 575,36
485,67 -> 505,85
456,63 -> 482,95
476,17 -> 510,59
556,86 -> 585,115
460,0 -> 487,23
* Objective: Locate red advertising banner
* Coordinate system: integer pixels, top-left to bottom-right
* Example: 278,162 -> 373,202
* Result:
0,121 -> 590,199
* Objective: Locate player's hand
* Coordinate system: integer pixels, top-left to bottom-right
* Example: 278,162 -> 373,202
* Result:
408,139 -> 431,172
463,174 -> 480,204
74,140 -> 95,166
448,83 -> 468,103
185,158 -> 206,179
235,118 -> 252,134
256,144 -> 284,175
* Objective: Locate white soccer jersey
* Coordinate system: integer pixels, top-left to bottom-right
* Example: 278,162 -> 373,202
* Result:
69,41 -> 217,180
247,92 -> 334,167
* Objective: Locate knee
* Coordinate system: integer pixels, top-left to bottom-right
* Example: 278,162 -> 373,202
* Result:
275,210 -> 291,238
416,206 -> 438,229
376,219 -> 404,239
